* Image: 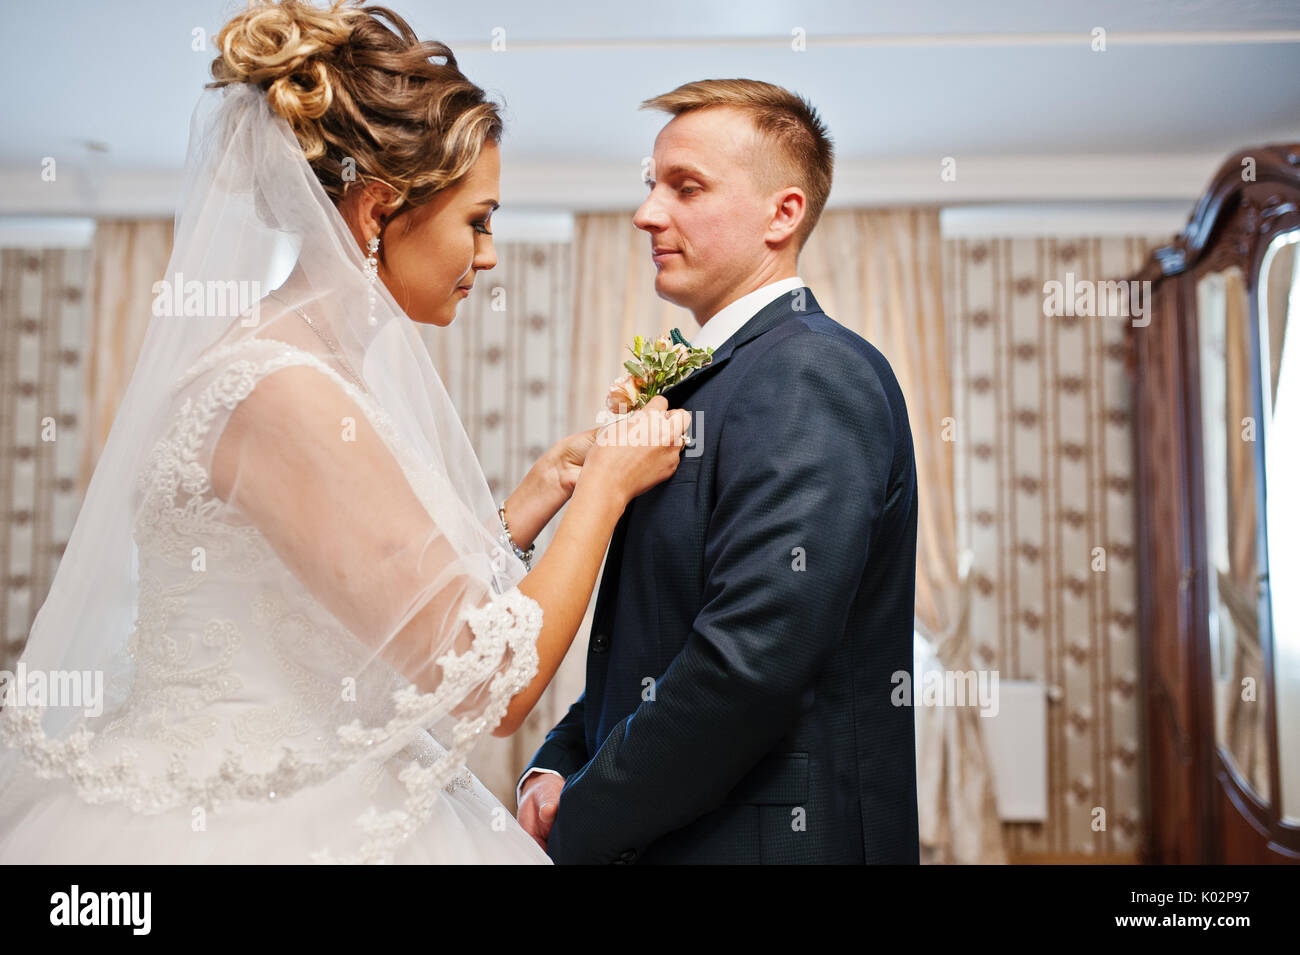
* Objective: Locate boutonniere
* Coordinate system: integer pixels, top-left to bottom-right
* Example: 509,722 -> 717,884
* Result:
602,328 -> 713,421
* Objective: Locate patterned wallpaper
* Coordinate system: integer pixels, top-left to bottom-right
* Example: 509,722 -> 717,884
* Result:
414,240 -> 579,802
0,249 -> 88,672
944,236 -> 1162,859
417,242 -> 573,506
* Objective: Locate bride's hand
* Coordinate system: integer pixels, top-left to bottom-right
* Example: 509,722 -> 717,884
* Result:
550,426 -> 601,496
579,395 -> 690,504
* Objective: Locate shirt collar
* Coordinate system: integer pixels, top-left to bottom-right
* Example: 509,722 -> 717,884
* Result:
688,276 -> 806,352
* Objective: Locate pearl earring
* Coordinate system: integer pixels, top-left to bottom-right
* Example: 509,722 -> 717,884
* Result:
365,235 -> 380,325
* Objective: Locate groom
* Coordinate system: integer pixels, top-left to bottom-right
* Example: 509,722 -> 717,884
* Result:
518,79 -> 920,864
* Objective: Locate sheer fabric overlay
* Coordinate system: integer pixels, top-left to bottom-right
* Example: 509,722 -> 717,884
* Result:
0,84 -> 546,863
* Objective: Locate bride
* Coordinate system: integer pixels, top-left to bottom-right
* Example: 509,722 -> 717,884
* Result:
0,0 -> 688,863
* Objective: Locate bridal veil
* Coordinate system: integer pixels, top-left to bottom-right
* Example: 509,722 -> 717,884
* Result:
0,81 -> 543,863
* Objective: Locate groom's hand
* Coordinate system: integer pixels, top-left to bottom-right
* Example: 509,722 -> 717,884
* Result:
518,771 -> 565,851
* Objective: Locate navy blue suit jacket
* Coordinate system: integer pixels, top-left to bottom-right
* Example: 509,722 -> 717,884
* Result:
525,287 -> 919,864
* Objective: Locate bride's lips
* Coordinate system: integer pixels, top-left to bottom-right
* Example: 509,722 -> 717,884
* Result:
456,284 -> 472,297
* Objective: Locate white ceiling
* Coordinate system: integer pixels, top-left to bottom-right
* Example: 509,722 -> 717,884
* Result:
2,0 -> 1298,216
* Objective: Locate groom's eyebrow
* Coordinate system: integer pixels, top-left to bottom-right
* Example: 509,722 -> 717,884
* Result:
645,163 -> 712,187
660,163 -> 710,182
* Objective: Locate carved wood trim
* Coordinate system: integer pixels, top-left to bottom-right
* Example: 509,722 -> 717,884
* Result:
1136,144 -> 1300,283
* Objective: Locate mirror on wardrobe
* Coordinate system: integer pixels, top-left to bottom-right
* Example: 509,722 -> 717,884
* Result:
1260,229 -> 1299,825
1196,263 -> 1268,803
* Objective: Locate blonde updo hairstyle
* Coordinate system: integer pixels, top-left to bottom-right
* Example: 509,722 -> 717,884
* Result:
209,0 -> 503,250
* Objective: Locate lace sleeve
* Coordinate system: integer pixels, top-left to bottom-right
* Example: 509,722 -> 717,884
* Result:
200,342 -> 542,733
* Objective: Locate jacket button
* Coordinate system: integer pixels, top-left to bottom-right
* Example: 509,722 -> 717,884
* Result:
618,848 -> 637,863
591,633 -> 610,654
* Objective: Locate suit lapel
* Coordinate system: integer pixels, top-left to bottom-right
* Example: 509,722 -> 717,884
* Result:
664,286 -> 823,401
598,286 -> 822,621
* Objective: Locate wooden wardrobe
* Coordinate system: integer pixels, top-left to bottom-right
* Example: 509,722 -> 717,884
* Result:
1130,144 -> 1300,863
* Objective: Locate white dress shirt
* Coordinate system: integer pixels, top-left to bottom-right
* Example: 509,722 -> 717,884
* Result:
686,275 -> 806,352
515,274 -> 808,809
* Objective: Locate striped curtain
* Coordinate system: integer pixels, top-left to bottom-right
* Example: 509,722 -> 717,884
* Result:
0,248 -> 91,671
944,235 -> 1162,860
414,240 -> 576,804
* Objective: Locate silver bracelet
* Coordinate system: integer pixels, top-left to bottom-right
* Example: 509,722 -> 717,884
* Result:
497,504 -> 535,571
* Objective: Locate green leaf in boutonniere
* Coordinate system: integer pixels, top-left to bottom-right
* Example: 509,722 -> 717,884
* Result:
603,330 -> 714,418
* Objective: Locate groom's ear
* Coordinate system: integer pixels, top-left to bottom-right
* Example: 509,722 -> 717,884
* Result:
766,186 -> 807,248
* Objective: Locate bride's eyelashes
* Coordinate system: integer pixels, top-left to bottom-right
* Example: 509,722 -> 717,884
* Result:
472,217 -> 493,235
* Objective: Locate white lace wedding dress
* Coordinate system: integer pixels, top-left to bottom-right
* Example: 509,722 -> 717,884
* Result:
0,339 -> 551,864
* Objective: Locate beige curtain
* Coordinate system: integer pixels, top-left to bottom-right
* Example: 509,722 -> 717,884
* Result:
78,219 -> 173,492
802,209 -> 1006,864
802,210 -> 959,636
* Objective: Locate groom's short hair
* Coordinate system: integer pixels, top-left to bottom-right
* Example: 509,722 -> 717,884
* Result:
641,78 -> 834,250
